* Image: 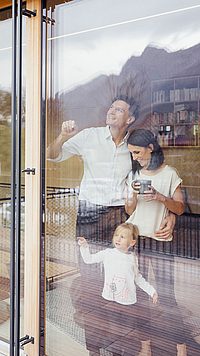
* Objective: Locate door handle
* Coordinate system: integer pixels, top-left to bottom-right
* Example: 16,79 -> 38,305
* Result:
22,168 -> 35,175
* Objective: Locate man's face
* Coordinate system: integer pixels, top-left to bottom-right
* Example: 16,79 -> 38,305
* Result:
106,100 -> 133,129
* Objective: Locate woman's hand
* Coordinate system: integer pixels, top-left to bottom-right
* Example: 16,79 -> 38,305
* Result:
131,183 -> 161,202
131,180 -> 141,194
142,185 -> 161,201
77,236 -> 88,247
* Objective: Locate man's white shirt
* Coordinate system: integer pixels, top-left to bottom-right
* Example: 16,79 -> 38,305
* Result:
50,126 -> 132,206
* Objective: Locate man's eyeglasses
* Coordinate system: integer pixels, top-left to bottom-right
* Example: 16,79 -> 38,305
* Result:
109,105 -> 128,114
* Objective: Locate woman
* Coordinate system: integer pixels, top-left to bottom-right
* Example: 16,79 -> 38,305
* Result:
125,129 -> 197,356
126,129 -> 184,240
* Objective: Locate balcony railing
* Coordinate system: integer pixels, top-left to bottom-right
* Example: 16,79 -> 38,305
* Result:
0,184 -> 199,259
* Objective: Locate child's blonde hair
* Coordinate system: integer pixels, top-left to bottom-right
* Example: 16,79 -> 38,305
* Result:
112,223 -> 139,245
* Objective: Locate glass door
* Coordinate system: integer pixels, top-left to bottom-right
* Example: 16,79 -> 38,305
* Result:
44,1 -> 200,355
0,2 -> 26,355
0,5 -> 13,348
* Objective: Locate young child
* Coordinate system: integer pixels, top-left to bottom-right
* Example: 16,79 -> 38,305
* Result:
78,223 -> 158,355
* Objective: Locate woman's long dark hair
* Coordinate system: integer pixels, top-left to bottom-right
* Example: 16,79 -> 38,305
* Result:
127,129 -> 164,174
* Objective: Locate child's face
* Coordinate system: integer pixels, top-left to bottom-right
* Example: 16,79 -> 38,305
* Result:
113,228 -> 136,253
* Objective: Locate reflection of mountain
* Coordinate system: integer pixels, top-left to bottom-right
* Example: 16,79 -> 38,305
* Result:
56,44 -> 200,130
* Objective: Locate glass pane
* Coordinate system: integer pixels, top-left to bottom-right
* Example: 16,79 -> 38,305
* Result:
0,8 -> 12,344
0,7 -> 25,349
45,1 -> 200,355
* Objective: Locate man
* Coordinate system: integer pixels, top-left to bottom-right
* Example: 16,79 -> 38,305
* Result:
47,96 -> 174,242
47,96 -> 175,355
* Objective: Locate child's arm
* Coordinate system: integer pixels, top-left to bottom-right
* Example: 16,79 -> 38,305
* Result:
77,237 -> 105,264
133,254 -> 158,304
77,236 -> 88,247
135,272 -> 158,304
152,291 -> 158,304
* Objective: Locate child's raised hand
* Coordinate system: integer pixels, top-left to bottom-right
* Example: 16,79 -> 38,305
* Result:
77,236 -> 88,247
152,291 -> 158,304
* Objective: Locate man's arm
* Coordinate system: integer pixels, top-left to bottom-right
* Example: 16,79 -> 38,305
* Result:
47,120 -> 78,159
155,213 -> 176,239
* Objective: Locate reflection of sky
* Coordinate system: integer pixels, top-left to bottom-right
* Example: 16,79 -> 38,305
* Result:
52,0 -> 200,37
0,17 -> 26,90
0,18 -> 12,90
1,1 -> 200,91
47,0 -> 200,93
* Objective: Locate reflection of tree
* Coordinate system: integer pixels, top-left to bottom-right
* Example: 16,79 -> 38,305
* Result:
0,89 -> 25,181
0,89 -> 26,125
0,90 -> 11,123
47,94 -> 65,142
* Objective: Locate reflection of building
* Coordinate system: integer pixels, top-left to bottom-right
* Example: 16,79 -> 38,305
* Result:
150,76 -> 200,214
0,1 -> 200,356
151,76 -> 200,147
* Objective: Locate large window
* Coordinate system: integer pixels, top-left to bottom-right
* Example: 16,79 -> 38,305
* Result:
44,1 -> 200,355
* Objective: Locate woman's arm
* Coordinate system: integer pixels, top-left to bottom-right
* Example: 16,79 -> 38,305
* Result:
144,185 -> 185,216
125,181 -> 141,215
125,192 -> 138,215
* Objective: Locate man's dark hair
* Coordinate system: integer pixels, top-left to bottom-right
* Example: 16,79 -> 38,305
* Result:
127,129 -> 164,174
113,94 -> 139,119
113,71 -> 146,120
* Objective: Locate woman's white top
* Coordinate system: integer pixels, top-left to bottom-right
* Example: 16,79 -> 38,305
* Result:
80,246 -> 156,305
127,165 -> 182,241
